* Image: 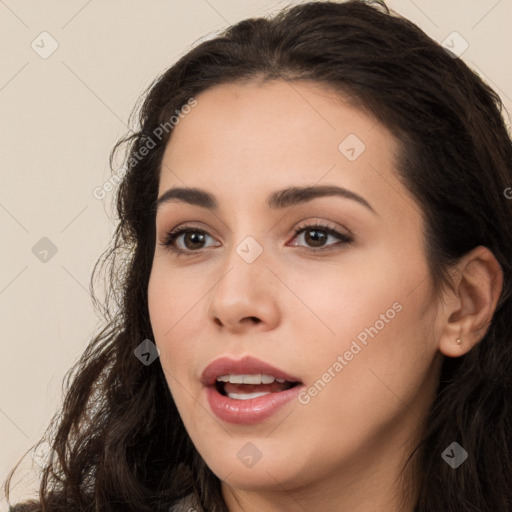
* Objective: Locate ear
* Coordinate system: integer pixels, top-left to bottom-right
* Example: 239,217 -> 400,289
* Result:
438,245 -> 503,358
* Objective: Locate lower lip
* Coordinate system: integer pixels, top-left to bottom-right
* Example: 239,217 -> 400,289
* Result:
204,385 -> 302,424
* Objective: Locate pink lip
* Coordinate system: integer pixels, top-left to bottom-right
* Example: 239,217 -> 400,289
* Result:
201,355 -> 303,425
201,355 -> 301,386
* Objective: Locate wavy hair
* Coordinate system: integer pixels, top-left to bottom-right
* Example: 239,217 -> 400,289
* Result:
5,1 -> 512,511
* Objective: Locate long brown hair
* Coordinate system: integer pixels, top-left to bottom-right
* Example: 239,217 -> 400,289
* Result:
5,1 -> 512,511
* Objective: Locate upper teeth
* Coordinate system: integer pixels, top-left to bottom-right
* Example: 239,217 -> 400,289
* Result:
216,374 -> 286,384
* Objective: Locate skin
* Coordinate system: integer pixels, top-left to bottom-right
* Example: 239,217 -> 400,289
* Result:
147,79 -> 503,512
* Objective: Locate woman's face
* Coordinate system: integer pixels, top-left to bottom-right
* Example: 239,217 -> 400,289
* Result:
148,79 -> 445,501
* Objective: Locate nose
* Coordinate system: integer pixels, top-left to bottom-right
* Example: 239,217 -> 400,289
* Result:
207,247 -> 281,334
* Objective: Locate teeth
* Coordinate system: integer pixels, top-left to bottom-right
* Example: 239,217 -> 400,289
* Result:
227,391 -> 272,400
216,374 -> 283,385
242,374 -> 262,384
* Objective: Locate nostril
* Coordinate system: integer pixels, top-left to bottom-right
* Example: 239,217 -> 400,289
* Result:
213,316 -> 261,327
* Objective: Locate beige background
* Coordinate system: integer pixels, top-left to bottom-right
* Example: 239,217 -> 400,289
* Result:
1,0 -> 511,507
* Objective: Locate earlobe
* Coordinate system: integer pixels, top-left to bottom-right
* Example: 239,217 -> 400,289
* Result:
438,245 -> 503,358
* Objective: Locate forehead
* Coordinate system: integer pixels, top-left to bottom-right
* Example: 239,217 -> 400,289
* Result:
163,79 -> 384,162
158,79 -> 413,220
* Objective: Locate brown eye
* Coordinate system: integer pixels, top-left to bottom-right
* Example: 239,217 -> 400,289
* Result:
159,222 -> 353,257
290,224 -> 353,251
181,231 -> 207,250
303,228 -> 328,247
160,227 -> 217,255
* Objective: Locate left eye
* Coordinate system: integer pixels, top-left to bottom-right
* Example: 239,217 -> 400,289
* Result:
289,224 -> 353,250
160,223 -> 352,256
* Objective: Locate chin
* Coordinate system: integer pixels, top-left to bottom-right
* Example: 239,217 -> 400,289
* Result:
200,445 -> 310,491
219,463 -> 300,491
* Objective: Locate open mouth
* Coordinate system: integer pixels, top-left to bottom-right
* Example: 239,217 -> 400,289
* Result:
202,358 -> 303,423
214,374 -> 300,400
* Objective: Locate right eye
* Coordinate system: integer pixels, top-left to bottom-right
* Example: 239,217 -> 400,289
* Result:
159,226 -> 219,256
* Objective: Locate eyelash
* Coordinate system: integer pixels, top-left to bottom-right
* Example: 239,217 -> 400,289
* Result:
159,222 -> 353,257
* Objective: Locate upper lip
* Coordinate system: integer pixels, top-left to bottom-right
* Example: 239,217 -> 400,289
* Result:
200,356 -> 302,386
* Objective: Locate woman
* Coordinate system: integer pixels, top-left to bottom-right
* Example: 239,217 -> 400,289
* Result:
5,1 -> 512,511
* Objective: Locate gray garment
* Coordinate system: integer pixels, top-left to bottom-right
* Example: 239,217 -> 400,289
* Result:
169,494 -> 204,511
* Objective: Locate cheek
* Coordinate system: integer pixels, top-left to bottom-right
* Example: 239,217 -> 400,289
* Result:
280,254 -> 408,352
147,264 -> 199,374
148,260 -> 201,335
299,274 -> 438,424
292,249 -> 438,413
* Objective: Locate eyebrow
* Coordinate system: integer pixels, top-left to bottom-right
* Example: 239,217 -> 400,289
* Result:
155,185 -> 376,214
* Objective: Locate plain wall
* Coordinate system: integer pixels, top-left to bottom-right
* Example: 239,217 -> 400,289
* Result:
1,0 -> 511,507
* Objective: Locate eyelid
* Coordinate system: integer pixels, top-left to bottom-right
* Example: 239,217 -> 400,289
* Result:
292,219 -> 353,240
